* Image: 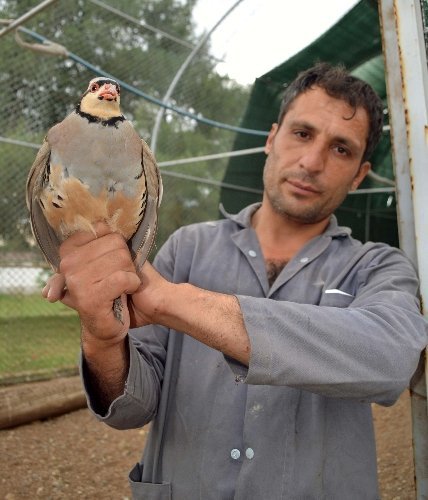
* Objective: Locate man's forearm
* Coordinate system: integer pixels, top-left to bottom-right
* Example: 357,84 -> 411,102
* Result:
82,329 -> 130,414
153,282 -> 251,366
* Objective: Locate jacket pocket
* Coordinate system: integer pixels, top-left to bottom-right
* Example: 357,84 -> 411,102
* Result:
129,463 -> 172,500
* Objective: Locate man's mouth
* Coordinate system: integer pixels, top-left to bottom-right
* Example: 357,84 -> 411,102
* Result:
286,179 -> 321,194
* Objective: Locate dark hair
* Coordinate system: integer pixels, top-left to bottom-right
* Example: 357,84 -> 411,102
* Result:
278,62 -> 384,162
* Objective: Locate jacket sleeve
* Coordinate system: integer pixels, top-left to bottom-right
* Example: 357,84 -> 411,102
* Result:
234,245 -> 428,405
81,232 -> 179,429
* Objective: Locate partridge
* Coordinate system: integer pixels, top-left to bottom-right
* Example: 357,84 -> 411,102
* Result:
26,77 -> 162,320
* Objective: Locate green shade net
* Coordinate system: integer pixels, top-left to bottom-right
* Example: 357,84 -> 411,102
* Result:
220,0 -> 398,246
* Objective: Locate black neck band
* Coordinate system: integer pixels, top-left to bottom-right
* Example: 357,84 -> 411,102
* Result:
75,104 -> 125,127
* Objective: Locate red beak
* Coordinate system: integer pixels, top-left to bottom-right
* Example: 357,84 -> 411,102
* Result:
99,84 -> 118,100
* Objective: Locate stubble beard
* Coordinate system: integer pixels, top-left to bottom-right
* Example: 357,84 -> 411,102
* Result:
262,158 -> 326,224
262,156 -> 352,225
266,189 -> 328,224
265,180 -> 351,225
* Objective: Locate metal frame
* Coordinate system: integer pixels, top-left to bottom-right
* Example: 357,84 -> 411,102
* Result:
379,1 -> 428,497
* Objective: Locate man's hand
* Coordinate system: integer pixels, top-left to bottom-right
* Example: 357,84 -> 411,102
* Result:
128,261 -> 172,328
43,223 -> 141,350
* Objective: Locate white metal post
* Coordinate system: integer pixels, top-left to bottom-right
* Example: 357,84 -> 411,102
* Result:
379,0 -> 428,497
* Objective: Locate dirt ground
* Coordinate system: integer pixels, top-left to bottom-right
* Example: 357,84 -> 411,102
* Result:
0,389 -> 415,499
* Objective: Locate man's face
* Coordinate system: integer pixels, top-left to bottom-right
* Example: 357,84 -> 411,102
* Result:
263,86 -> 371,224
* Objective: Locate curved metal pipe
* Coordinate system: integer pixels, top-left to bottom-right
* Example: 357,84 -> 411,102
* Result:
0,0 -> 59,39
150,0 -> 244,153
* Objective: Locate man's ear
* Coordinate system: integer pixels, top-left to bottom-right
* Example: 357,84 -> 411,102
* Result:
264,123 -> 279,155
350,161 -> 371,191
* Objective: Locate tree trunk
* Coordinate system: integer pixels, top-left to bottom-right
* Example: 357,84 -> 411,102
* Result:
0,376 -> 86,429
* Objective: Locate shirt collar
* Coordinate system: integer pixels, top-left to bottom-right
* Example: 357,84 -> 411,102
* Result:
219,202 -> 352,239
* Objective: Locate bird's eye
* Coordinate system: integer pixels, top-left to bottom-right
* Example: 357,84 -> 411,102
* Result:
90,83 -> 99,92
116,85 -> 120,95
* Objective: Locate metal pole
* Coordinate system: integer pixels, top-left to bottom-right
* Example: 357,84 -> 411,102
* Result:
0,0 -> 59,39
150,0 -> 244,154
379,0 -> 428,497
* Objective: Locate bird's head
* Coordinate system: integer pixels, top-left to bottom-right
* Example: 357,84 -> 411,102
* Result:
79,77 -> 122,119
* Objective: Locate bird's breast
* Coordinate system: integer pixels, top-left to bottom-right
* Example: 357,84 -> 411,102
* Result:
48,117 -> 143,197
41,115 -> 147,239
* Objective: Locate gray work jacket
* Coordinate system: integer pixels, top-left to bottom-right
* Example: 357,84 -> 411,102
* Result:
82,204 -> 427,500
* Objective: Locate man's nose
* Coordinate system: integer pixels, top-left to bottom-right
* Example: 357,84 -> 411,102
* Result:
299,141 -> 326,173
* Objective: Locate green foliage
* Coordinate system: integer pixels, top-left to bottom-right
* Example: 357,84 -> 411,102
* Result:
0,135 -> 38,250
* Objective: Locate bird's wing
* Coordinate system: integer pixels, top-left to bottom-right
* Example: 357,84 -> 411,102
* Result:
26,139 -> 62,271
26,138 -> 50,210
130,139 -> 163,269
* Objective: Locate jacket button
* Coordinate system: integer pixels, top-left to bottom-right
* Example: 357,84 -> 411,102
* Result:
246,448 -> 255,459
230,448 -> 241,460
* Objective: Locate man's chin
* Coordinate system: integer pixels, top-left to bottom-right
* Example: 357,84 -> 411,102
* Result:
285,212 -> 328,225
270,200 -> 329,225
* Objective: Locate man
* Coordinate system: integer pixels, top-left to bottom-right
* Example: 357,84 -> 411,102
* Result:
45,63 -> 427,499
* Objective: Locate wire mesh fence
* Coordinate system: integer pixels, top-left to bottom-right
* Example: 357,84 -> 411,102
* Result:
0,0 -> 251,382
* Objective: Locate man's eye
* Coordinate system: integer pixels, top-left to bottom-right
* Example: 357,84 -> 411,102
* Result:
295,130 -> 309,139
334,145 -> 350,156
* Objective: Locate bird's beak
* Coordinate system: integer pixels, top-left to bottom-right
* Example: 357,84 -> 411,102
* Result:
98,84 -> 118,101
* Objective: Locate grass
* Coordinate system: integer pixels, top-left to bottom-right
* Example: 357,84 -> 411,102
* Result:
0,293 -> 73,318
0,294 -> 81,381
